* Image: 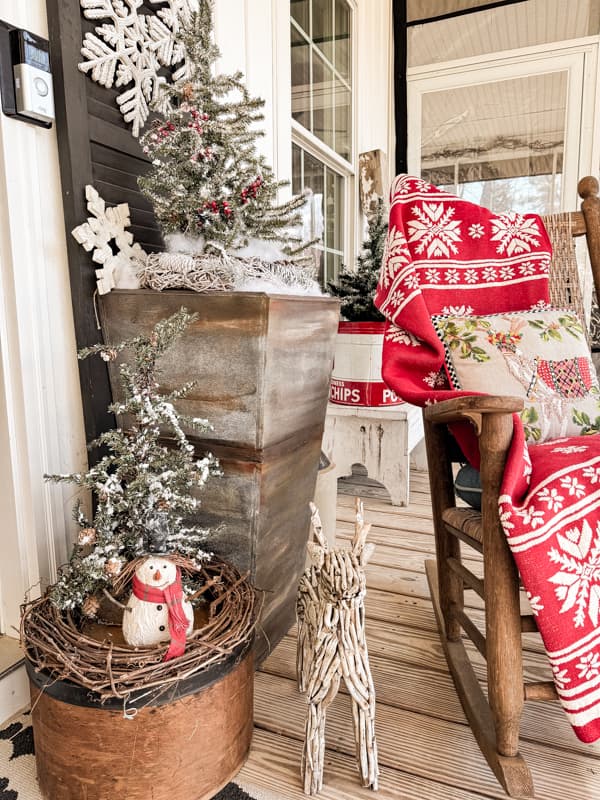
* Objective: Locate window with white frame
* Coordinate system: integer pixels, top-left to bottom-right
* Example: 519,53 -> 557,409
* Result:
292,143 -> 345,284
291,0 -> 353,287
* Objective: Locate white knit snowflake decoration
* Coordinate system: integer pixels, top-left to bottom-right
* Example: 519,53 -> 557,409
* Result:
72,185 -> 147,294
149,0 -> 197,80
79,0 -> 199,137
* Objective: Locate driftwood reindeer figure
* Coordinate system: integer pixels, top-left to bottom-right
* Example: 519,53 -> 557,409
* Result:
297,499 -> 379,794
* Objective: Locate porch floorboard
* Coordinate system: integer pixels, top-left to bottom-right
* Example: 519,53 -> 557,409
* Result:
236,470 -> 600,799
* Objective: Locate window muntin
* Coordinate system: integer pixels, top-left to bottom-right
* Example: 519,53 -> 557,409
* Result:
291,0 -> 352,161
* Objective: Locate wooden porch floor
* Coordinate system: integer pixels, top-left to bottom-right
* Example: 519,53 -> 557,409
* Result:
236,470 -> 600,800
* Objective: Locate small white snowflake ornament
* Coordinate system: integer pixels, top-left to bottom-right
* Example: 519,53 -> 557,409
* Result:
79,0 -> 198,137
72,185 -> 146,294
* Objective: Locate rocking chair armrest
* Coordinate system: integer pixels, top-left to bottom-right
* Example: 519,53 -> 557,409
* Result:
423,395 -> 524,426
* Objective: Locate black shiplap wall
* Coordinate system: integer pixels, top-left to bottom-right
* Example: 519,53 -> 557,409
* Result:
47,0 -> 168,450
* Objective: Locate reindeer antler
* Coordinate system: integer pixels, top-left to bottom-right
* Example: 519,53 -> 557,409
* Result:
309,501 -> 327,548
352,497 -> 372,555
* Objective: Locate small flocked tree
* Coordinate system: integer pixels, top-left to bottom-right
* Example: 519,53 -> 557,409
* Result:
47,309 -> 218,615
328,198 -> 388,321
138,0 -> 309,259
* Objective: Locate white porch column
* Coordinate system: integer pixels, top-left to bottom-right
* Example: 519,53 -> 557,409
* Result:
0,0 -> 87,638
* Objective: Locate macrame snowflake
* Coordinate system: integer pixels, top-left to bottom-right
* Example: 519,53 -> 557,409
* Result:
79,0 -> 198,137
576,651 -> 600,680
72,185 -> 146,294
551,664 -> 571,689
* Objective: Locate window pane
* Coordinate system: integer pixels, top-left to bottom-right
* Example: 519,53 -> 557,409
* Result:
291,144 -> 345,289
312,50 -> 335,150
291,0 -> 309,34
291,24 -> 311,130
303,151 -> 325,197
334,0 -> 351,82
290,0 -> 352,164
316,249 -> 325,286
329,253 -> 343,285
312,0 -> 334,63
419,71 -> 567,214
334,78 -> 351,160
303,152 -> 325,244
325,168 -> 344,252
457,173 -> 563,215
292,143 -> 302,194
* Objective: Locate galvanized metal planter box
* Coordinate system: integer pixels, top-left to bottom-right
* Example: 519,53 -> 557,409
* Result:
98,289 -> 339,661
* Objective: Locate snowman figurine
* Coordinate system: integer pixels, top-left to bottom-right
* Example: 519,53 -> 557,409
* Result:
122,556 -> 194,661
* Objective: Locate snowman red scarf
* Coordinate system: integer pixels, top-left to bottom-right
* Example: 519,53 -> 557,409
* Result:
375,174 -> 600,743
132,567 -> 189,661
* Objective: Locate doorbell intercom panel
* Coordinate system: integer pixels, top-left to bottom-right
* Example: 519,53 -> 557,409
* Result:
11,28 -> 54,123
0,21 -> 54,128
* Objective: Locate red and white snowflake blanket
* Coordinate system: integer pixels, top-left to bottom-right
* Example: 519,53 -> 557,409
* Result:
374,174 -> 600,742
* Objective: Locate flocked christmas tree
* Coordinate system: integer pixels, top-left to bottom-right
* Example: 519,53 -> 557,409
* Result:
328,198 -> 388,321
138,0 -> 310,260
47,309 -> 218,615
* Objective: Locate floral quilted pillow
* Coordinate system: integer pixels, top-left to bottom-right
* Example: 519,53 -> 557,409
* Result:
432,308 -> 600,443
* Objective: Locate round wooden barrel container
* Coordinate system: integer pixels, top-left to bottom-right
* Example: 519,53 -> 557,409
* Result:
27,646 -> 254,800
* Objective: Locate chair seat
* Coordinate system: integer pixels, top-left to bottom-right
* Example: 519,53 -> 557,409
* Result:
442,507 -> 483,546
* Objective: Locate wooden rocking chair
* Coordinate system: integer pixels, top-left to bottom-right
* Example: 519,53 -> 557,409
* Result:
424,176 -> 600,798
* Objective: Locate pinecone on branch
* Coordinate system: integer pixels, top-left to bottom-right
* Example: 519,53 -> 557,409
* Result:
82,595 -> 101,619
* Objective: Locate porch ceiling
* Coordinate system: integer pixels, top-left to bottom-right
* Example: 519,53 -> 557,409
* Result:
408,0 -> 600,67
407,0 -> 522,24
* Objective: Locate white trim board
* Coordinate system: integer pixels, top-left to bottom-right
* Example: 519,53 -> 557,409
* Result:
0,665 -> 28,727
407,34 -> 600,78
0,0 -> 87,634
0,635 -> 27,726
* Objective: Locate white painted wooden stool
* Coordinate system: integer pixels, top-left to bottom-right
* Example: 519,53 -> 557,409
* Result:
322,402 -> 425,506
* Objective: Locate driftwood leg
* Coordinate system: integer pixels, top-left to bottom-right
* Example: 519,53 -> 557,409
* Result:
349,696 -> 379,790
341,605 -> 378,790
303,635 -> 341,795
297,583 -> 319,693
303,702 -> 326,795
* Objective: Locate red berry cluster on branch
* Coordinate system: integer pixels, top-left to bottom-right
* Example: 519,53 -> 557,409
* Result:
196,199 -> 234,225
190,147 -> 213,163
158,121 -> 176,138
188,108 -> 204,135
240,176 -> 263,204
